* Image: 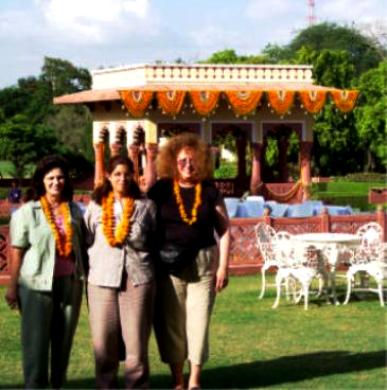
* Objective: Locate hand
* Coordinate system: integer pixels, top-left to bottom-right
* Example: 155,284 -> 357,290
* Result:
215,267 -> 228,293
5,285 -> 19,310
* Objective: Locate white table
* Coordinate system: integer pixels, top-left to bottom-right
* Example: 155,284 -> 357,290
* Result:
293,233 -> 361,304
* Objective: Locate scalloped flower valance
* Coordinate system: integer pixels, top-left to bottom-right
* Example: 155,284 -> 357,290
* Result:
119,89 -> 359,117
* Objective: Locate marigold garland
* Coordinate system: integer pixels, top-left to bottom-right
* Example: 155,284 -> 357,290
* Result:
330,90 -> 359,113
267,90 -> 295,115
189,90 -> 220,116
157,91 -> 186,116
173,180 -> 202,225
119,90 -> 154,118
299,90 -> 327,114
40,196 -> 73,257
225,90 -> 263,116
101,192 -> 135,247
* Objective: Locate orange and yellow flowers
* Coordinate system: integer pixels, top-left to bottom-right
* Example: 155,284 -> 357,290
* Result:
40,196 -> 73,257
102,192 -> 135,247
173,180 -> 202,225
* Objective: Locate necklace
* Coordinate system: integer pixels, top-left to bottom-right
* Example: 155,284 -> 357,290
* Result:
101,192 -> 135,247
173,180 -> 202,225
40,196 -> 73,257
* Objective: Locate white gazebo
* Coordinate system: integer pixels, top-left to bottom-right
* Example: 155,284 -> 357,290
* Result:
54,63 -> 358,202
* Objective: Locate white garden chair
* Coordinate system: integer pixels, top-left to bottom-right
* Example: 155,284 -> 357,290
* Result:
255,223 -> 293,300
272,231 -> 329,310
343,222 -> 386,306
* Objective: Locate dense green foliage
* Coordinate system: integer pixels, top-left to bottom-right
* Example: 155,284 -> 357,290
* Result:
0,57 -> 93,178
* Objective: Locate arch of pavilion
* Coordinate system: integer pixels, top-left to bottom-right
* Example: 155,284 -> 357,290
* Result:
54,63 -> 358,202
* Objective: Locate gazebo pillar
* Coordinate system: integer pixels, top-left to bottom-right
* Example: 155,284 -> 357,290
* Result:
93,142 -> 105,188
300,141 -> 313,200
144,143 -> 158,188
128,144 -> 140,182
278,136 -> 289,182
236,134 -> 247,181
250,142 -> 263,194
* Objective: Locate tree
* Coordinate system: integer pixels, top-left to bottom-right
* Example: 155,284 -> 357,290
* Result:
0,115 -> 60,177
41,56 -> 91,97
354,61 -> 387,171
289,22 -> 383,76
202,49 -> 266,64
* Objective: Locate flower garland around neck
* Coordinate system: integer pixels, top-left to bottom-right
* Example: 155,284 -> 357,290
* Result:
40,196 -> 73,257
101,192 -> 135,247
173,180 -> 202,225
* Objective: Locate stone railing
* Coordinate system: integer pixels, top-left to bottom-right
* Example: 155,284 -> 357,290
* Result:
0,209 -> 385,283
92,64 -> 314,89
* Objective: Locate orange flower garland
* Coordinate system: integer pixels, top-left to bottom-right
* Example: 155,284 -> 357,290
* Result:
190,90 -> 220,116
101,192 -> 135,247
267,90 -> 295,115
119,90 -> 154,118
173,180 -> 202,225
157,91 -> 186,116
330,90 -> 359,113
299,90 -> 327,114
225,90 -> 263,116
40,196 -> 73,257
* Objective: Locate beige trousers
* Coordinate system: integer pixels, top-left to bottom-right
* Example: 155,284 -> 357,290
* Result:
154,246 -> 217,365
87,275 -> 155,389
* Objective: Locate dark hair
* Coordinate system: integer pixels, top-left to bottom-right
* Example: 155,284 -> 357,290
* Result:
92,156 -> 141,204
31,155 -> 73,201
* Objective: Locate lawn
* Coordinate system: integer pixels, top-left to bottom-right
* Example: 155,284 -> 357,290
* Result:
0,275 -> 385,389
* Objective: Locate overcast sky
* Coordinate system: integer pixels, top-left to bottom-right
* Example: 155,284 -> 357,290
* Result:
0,0 -> 385,88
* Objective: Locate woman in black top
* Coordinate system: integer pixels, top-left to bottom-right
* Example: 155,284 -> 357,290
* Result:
148,133 -> 230,390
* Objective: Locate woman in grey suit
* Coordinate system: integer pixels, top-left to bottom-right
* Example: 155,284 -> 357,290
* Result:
84,155 -> 156,389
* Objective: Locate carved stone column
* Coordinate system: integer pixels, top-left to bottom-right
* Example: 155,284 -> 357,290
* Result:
300,141 -> 313,200
236,134 -> 247,181
143,143 -> 158,190
250,142 -> 263,194
93,143 -> 105,188
278,136 -> 289,182
109,143 -> 121,157
128,144 -> 140,182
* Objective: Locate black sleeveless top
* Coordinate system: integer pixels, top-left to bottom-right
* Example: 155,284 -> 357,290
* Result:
148,179 -> 222,250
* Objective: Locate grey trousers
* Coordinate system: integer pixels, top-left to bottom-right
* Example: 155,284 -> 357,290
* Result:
19,276 -> 83,389
87,276 -> 155,389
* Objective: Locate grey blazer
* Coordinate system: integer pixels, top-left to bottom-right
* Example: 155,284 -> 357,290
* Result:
84,198 -> 156,287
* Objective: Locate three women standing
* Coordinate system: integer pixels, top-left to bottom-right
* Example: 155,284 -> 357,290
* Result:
5,156 -> 86,388
84,156 -> 156,388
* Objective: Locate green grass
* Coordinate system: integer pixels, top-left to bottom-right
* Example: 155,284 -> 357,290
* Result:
0,275 -> 386,389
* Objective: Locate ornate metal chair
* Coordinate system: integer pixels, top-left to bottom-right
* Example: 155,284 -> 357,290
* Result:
255,223 -> 292,300
343,222 -> 386,306
272,231 -> 328,310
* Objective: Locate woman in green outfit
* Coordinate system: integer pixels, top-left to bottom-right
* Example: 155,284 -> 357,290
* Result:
5,156 -> 87,389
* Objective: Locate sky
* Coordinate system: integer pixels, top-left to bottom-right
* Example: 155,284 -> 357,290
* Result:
0,0 -> 385,88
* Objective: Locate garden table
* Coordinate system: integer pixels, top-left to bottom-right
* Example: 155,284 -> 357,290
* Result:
293,233 -> 361,304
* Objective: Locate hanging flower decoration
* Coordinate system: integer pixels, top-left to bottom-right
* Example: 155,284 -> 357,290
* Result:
330,90 -> 359,113
267,90 -> 295,115
119,90 -> 153,118
173,180 -> 202,225
102,192 -> 135,247
40,197 -> 73,257
157,90 -> 186,116
225,90 -> 263,116
299,90 -> 327,114
189,91 -> 220,116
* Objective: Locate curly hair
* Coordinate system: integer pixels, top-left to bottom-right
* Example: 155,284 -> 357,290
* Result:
156,133 -> 213,181
92,156 -> 141,204
31,155 -> 73,201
